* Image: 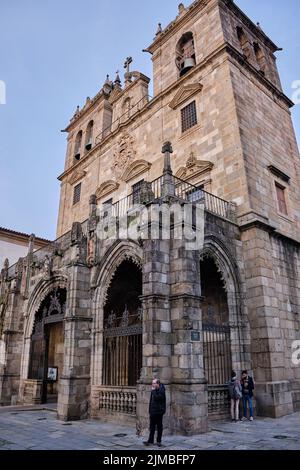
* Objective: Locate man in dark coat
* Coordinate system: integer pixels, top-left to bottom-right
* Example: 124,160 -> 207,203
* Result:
143,378 -> 166,447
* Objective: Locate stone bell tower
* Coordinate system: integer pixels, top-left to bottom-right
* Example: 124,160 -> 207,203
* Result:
143,0 -> 300,421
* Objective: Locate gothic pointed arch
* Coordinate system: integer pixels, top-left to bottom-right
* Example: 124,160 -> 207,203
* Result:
25,274 -> 69,339
92,240 -> 143,309
201,235 -> 242,301
91,240 -> 143,385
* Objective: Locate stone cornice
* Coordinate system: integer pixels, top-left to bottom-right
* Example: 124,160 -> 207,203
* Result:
238,217 -> 276,234
268,165 -> 290,183
64,90 -> 106,133
239,216 -> 300,247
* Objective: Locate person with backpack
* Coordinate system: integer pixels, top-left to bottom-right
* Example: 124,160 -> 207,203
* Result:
241,370 -> 255,421
228,370 -> 242,422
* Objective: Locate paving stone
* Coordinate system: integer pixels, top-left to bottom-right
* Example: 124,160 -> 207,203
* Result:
0,410 -> 300,450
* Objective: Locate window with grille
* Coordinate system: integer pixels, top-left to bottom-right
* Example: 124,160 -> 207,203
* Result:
275,183 -> 288,215
132,180 -> 144,204
181,101 -> 197,133
102,198 -> 113,218
73,183 -> 81,205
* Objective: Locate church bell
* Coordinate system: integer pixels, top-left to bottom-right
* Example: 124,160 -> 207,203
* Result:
180,57 -> 196,76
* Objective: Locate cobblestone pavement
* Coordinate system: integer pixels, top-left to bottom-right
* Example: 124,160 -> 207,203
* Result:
0,406 -> 299,450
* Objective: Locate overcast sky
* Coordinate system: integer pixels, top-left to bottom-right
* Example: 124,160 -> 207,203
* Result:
0,0 -> 299,240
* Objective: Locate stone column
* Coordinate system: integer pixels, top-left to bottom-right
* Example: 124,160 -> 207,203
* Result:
241,224 -> 294,417
0,276 -> 23,406
169,238 -> 208,435
161,142 -> 175,198
57,223 -> 92,421
136,239 -> 172,436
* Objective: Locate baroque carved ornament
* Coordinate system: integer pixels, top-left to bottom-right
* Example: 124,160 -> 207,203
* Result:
175,152 -> 214,180
112,133 -> 136,180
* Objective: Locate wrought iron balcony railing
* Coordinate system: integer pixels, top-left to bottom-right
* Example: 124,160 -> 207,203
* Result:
100,174 -> 237,223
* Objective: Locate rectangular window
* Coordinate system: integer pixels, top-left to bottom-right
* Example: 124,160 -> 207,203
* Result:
181,101 -> 197,133
73,183 -> 81,205
275,183 -> 288,215
132,180 -> 144,204
102,198 -> 113,218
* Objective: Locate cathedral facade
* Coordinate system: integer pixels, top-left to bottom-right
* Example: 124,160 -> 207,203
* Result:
1,0 -> 300,435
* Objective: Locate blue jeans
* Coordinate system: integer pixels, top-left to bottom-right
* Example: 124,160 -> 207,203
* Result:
242,395 -> 253,418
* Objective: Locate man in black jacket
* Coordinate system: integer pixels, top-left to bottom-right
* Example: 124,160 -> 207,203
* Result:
241,370 -> 255,421
143,378 -> 166,447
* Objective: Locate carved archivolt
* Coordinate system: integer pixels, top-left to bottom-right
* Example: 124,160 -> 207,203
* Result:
169,83 -> 203,109
68,169 -> 87,185
112,133 -> 136,180
122,159 -> 152,183
96,180 -> 120,200
25,275 -> 69,338
200,236 -> 240,297
92,241 -> 143,311
101,252 -> 142,308
175,152 -> 213,181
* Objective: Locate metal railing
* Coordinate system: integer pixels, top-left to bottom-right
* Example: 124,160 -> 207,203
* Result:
100,174 -> 237,223
3,176 -> 236,276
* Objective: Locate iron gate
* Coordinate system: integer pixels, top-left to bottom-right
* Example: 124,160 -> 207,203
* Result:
203,323 -> 232,417
103,307 -> 142,387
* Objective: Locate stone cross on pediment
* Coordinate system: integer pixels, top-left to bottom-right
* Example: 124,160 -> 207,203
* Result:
124,57 -> 133,74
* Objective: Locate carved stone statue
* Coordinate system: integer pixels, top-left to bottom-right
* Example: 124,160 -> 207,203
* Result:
43,255 -> 52,278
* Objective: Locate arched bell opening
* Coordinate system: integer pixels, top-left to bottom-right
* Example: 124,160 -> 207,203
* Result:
176,32 -> 196,77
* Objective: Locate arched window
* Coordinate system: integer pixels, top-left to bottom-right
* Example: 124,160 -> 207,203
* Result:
74,131 -> 82,161
237,26 -> 250,59
253,42 -> 266,75
85,120 -> 94,152
176,32 -> 196,77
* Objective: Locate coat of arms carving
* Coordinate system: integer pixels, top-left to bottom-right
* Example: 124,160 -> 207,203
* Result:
112,133 -> 136,179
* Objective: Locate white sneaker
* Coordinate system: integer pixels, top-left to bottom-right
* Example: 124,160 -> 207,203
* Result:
250,417 -> 254,421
